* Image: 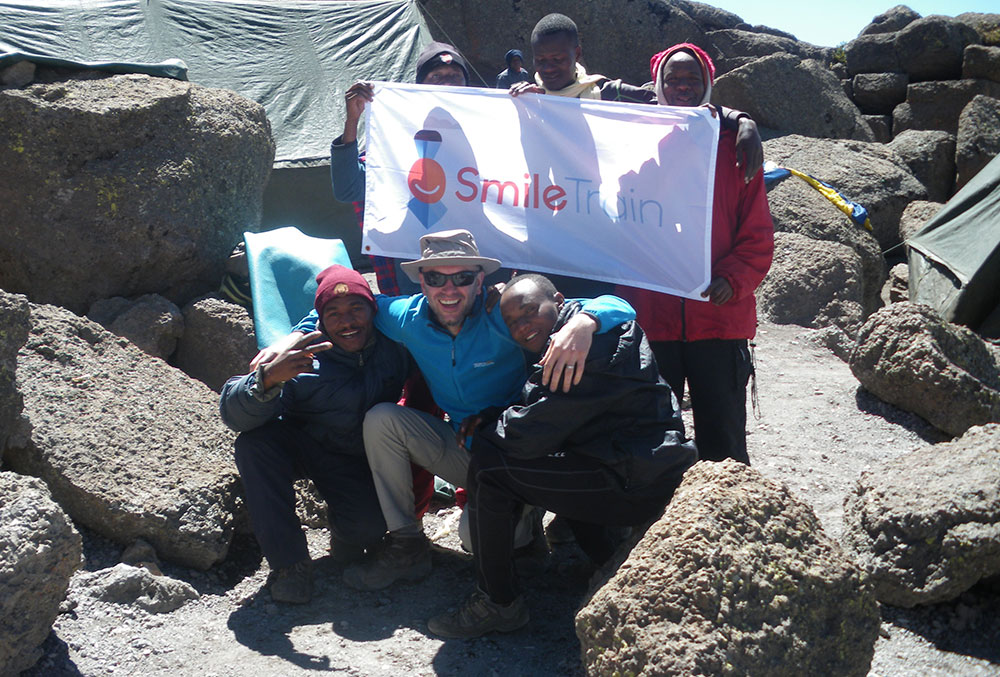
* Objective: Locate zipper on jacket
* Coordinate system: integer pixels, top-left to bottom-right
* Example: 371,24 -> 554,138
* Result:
451,340 -> 456,366
680,298 -> 687,341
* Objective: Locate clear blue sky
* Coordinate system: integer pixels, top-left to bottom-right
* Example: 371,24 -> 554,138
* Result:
707,1 -> 998,47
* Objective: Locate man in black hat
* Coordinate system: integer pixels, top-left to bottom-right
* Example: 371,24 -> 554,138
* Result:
332,41 -> 472,295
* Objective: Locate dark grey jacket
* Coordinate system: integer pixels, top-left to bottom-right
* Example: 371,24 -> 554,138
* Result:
476,302 -> 697,495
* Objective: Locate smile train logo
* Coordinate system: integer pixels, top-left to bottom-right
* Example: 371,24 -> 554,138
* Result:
407,129 -> 447,229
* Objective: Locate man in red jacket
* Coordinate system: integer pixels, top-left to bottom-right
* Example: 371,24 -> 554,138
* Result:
617,43 -> 774,465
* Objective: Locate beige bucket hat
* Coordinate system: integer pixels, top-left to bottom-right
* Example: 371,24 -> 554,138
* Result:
400,229 -> 502,283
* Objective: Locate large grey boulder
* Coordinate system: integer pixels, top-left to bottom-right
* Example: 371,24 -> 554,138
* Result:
955,95 -> 1000,191
843,424 -> 1000,607
703,29 -> 825,74
764,133 -> 927,253
576,460 -> 880,677
894,15 -> 981,81
3,302 -> 242,569
850,303 -> 1000,436
863,114 -> 892,143
963,44 -> 1000,81
175,294 -> 257,392
845,33 -> 900,75
0,73 -> 274,314
0,59 -> 34,87
852,72 -> 909,115
0,291 -> 30,452
70,563 -> 199,613
887,130 -> 956,202
0,472 -> 82,676
763,169 -> 885,316
671,1 -> 743,32
712,54 -> 873,141
893,79 -> 1000,136
87,294 -> 185,360
898,199 -> 943,243
859,5 -> 921,36
956,12 -> 1000,45
757,233 -> 865,333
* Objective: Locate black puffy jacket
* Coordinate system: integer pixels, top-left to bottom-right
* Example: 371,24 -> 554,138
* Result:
477,302 -> 697,494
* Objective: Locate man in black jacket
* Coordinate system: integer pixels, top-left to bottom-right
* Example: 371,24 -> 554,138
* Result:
427,273 -> 698,639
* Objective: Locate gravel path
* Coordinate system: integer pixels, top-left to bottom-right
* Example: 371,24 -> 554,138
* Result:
24,321 -> 1000,676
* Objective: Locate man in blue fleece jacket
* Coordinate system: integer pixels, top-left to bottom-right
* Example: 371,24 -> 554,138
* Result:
269,229 -> 635,591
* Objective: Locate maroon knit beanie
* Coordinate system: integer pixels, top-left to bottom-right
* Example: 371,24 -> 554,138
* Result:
314,265 -> 375,315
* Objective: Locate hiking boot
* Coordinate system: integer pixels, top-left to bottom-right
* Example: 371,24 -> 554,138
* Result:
270,559 -> 313,604
427,588 -> 529,639
342,532 -> 431,591
513,509 -> 551,578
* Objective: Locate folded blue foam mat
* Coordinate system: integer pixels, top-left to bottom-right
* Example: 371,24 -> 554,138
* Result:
244,227 -> 353,349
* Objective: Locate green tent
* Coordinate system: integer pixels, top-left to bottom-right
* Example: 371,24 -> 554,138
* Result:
0,0 -> 433,266
907,152 -> 1000,338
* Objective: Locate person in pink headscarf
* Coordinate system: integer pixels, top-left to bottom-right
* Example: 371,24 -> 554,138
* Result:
617,43 -> 775,466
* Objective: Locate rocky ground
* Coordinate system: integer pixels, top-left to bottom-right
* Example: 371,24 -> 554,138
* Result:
22,321 -> 1000,677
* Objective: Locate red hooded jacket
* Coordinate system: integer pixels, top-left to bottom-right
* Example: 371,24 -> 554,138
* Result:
617,45 -> 774,342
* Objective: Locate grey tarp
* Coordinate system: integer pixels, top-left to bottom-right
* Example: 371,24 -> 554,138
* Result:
908,152 -> 1000,337
0,0 -> 432,259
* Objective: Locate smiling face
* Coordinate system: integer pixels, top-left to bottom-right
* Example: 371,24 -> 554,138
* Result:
420,265 -> 483,336
660,51 -> 705,107
320,294 -> 374,353
531,33 -> 580,91
407,158 -> 446,203
500,279 -> 564,353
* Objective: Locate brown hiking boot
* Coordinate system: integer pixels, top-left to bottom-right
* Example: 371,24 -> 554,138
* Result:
427,588 -> 529,639
269,559 -> 313,604
342,532 -> 431,591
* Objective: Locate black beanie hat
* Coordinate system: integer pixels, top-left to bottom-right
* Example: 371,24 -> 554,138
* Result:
415,41 -> 469,84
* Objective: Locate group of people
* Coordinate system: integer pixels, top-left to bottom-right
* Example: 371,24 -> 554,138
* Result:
219,12 -> 774,640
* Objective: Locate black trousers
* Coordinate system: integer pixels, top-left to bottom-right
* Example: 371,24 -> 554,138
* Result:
467,438 -> 674,605
652,338 -> 752,465
234,420 -> 386,569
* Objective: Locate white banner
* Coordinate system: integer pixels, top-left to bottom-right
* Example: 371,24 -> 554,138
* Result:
361,82 -> 718,298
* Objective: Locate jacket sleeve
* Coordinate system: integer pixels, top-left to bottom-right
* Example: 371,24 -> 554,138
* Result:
219,372 -> 283,433
577,295 -> 636,334
599,79 -> 656,104
330,137 -> 366,203
713,169 -> 775,302
716,106 -> 750,131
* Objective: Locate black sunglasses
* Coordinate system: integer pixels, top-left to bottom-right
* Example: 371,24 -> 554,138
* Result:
422,270 -> 479,288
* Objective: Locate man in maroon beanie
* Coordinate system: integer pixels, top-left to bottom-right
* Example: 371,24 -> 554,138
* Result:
220,265 -> 410,604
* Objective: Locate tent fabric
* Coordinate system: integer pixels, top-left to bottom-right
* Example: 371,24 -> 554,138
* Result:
0,51 -> 187,79
907,152 -> 1000,333
0,0 -> 431,166
244,227 -> 352,350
